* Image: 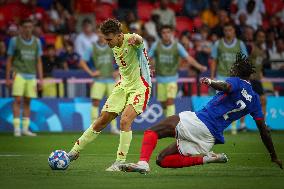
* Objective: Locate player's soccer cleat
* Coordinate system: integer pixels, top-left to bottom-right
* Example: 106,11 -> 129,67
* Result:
67,151 -> 80,162
119,161 -> 150,174
204,152 -> 228,163
110,127 -> 120,135
14,128 -> 21,137
22,130 -> 37,137
105,160 -> 125,171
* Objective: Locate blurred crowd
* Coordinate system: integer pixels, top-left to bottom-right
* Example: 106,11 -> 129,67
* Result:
0,0 -> 284,97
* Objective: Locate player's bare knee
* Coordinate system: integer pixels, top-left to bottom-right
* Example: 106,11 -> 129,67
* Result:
120,117 -> 131,131
166,99 -> 174,106
156,153 -> 165,167
92,99 -> 100,107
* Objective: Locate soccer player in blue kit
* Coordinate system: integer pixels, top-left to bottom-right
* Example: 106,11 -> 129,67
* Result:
120,53 -> 283,174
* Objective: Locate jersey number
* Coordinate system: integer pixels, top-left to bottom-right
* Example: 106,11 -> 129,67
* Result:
223,100 -> 246,120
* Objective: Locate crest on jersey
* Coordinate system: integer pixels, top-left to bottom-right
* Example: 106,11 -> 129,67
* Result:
241,88 -> 252,102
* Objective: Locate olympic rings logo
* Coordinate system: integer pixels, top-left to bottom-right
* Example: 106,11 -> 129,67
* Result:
135,103 -> 163,123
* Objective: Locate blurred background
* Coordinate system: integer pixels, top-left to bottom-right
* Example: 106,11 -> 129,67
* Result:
0,0 -> 284,133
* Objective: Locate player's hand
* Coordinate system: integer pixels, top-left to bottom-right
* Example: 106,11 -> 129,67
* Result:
272,158 -> 283,169
128,36 -> 137,46
38,79 -> 43,91
91,70 -> 100,77
200,66 -> 207,72
5,78 -> 12,89
200,77 -> 212,86
150,64 -> 155,77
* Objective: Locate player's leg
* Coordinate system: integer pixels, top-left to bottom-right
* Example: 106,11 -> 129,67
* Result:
120,115 -> 179,173
165,82 -> 177,117
69,111 -> 117,160
90,82 -> 105,123
106,105 -> 137,171
22,97 -> 36,136
69,85 -> 126,161
12,74 -> 25,137
107,83 -> 120,134
22,77 -> 37,136
12,96 -> 22,137
107,85 -> 151,171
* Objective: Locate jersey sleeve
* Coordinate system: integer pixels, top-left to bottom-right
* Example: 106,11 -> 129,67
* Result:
148,41 -> 158,59
7,37 -> 16,56
36,38 -> 43,57
225,77 -> 240,93
82,47 -> 93,62
240,41 -> 248,56
250,95 -> 264,120
177,42 -> 189,58
210,40 -> 219,59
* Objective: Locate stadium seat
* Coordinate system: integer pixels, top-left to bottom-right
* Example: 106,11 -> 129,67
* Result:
176,16 -> 194,35
44,34 -> 57,45
95,3 -> 114,24
137,2 -> 156,22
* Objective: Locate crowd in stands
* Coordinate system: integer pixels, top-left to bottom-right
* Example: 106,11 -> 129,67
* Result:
0,0 -> 284,97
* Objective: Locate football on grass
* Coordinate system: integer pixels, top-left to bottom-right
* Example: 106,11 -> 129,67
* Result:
48,150 -> 70,170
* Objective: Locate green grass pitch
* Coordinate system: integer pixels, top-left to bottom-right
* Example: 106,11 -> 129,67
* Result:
0,132 -> 283,189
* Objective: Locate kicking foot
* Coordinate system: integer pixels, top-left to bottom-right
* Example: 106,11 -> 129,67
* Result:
105,160 -> 125,172
204,152 -> 228,163
120,161 -> 150,174
14,128 -> 21,137
110,127 -> 120,135
68,151 -> 80,161
22,130 -> 37,137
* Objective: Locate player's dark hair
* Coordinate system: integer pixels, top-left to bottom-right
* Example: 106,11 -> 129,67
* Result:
82,18 -> 92,26
160,25 -> 173,31
100,19 -> 122,35
20,18 -> 33,26
229,52 -> 256,79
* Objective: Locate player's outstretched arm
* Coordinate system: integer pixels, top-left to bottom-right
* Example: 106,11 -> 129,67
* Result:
255,119 -> 283,169
200,77 -> 231,93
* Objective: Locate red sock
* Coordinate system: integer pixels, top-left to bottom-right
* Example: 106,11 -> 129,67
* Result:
139,130 -> 158,162
160,154 -> 203,168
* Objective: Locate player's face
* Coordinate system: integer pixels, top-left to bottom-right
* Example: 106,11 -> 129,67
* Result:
21,22 -> 34,37
256,32 -> 265,45
161,28 -> 172,43
103,33 -> 122,48
224,26 -> 235,39
97,32 -> 107,45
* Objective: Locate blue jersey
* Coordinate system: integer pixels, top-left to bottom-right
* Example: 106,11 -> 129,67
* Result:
196,77 -> 264,144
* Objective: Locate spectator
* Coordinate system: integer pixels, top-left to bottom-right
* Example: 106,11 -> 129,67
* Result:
5,18 -> 43,137
144,13 -> 161,41
268,16 -> 283,39
60,40 -> 80,70
33,23 -> 46,48
4,24 -> 19,50
239,29 -> 268,131
236,0 -> 265,15
48,0 -> 72,33
235,12 -> 249,38
121,11 -> 142,34
235,0 -> 262,30
211,22 -> 248,80
74,18 -> 98,59
116,0 -> 138,21
266,30 -> 277,56
183,0 -> 209,19
42,44 -> 64,97
0,40 -> 6,74
148,25 -> 206,117
268,38 -> 284,70
201,0 -> 219,28
152,0 -> 176,27
241,26 -> 254,55
211,9 -> 230,38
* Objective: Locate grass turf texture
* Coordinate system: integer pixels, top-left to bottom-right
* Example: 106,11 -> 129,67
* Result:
0,132 -> 283,189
